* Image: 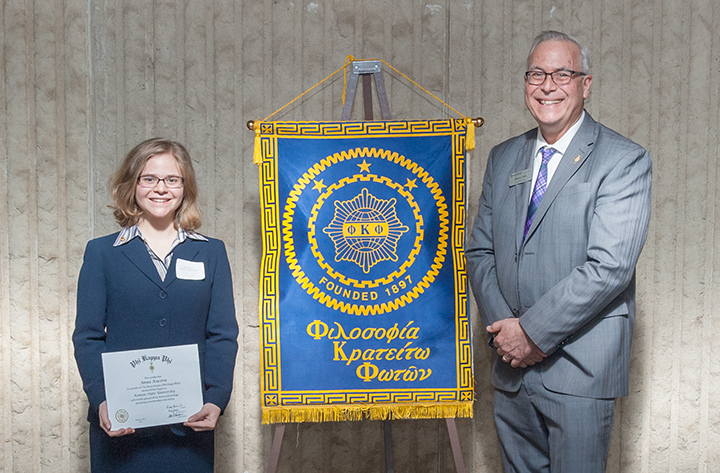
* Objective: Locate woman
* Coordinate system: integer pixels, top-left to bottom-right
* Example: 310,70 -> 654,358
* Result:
73,138 -> 239,472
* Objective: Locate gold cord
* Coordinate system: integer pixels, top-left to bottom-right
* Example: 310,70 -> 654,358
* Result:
252,56 -> 480,162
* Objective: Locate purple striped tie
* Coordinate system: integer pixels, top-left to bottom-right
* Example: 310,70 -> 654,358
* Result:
524,146 -> 557,239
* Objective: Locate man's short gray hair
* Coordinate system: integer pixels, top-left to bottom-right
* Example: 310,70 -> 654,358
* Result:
527,31 -> 591,74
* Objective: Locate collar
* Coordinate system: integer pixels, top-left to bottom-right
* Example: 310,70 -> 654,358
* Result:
113,225 -> 208,247
534,110 -> 586,157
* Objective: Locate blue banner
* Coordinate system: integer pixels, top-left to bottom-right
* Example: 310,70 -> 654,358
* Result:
258,120 -> 473,423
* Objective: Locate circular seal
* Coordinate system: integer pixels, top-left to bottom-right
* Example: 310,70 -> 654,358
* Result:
115,409 -> 129,423
282,147 -> 449,316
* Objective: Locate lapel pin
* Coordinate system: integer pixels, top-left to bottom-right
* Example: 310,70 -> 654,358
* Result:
574,155 -> 581,163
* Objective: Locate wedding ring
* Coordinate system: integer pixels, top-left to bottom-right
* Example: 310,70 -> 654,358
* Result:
502,355 -> 510,363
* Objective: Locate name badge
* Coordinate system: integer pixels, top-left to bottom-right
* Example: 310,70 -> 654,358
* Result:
176,259 -> 205,280
509,168 -> 532,187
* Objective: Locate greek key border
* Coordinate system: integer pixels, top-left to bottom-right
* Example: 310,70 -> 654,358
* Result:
258,119 -> 472,409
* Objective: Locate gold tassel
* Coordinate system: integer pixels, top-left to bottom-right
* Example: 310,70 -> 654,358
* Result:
253,123 -> 262,165
465,117 -> 475,152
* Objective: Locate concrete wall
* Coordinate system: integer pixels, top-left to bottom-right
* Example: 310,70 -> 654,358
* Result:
1,0 -> 718,471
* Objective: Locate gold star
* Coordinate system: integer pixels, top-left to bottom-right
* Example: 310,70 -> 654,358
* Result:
357,159 -> 371,173
312,179 -> 327,192
405,178 -> 418,191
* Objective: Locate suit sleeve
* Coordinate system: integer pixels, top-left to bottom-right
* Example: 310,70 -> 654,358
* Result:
202,241 -> 239,411
465,146 -> 515,341
519,145 -> 652,353
72,239 -> 108,412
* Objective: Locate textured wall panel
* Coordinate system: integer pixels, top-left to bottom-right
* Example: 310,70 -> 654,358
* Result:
1,0 -> 719,471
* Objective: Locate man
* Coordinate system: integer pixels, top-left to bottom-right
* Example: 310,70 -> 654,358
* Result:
465,31 -> 651,472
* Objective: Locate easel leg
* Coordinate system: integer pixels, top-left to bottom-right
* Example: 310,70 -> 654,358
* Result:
362,74 -> 374,120
445,418 -> 467,473
383,420 -> 395,473
266,423 -> 286,473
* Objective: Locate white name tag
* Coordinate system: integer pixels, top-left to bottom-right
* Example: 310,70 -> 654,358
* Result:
176,259 -> 205,280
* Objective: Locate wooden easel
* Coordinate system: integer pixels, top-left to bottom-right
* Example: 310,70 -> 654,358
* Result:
266,60 -> 467,473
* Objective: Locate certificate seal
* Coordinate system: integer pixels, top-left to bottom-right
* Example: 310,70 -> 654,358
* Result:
115,409 -> 129,423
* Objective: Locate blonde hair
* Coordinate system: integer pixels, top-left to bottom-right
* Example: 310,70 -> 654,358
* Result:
110,138 -> 202,230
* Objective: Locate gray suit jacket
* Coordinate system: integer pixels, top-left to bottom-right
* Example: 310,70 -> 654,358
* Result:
466,112 -> 651,398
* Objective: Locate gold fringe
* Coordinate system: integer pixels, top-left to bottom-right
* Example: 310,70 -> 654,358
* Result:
262,402 -> 473,424
465,117 -> 475,152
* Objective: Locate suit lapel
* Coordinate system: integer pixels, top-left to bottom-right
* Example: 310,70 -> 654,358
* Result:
523,115 -> 597,242
120,238 -> 164,289
514,135 -> 538,250
166,239 -> 202,287
119,236 -> 204,288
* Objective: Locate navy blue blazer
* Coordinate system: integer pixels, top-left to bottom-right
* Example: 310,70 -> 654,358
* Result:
73,232 -> 239,423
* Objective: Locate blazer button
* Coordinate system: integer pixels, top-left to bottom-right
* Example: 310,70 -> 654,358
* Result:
512,308 -> 520,317
159,291 -> 168,299
159,318 -> 168,327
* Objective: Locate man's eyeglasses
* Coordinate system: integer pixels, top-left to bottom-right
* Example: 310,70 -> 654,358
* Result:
137,175 -> 184,188
525,69 -> 587,86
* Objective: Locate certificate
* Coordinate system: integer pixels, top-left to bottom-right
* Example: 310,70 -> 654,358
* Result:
101,344 -> 203,430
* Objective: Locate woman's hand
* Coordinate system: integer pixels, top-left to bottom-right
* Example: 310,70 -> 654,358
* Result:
98,401 -> 136,437
184,403 -> 221,432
